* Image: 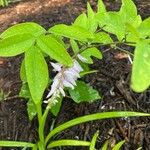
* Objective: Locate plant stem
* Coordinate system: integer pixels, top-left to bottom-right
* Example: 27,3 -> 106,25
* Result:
36,103 -> 45,150
115,46 -> 134,56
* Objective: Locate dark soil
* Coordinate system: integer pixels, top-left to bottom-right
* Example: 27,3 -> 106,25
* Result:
0,0 -> 150,150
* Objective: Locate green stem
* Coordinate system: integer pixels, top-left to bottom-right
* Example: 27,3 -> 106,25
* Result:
36,103 -> 45,150
115,46 -> 134,56
72,41 -> 135,59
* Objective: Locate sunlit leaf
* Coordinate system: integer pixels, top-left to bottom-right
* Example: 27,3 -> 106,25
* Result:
49,24 -> 94,42
138,17 -> 150,38
25,46 -> 49,104
96,12 -> 125,40
0,141 -> 34,148
37,35 -> 73,67
119,0 -> 137,24
131,40 -> 150,92
47,140 -> 90,149
98,0 -> 106,14
87,2 -> 98,33
0,34 -> 34,57
0,22 -> 46,38
132,15 -> 142,28
69,81 -> 101,103
45,111 -> 150,144
74,13 -> 88,29
125,23 -> 140,43
93,32 -> 113,44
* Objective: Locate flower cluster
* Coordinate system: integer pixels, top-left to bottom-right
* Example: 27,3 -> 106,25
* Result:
44,60 -> 83,103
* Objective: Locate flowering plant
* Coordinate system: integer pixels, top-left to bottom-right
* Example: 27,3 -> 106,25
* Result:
0,0 -> 150,149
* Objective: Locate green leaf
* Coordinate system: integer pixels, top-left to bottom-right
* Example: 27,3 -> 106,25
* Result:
37,35 -> 73,67
138,17 -> 150,38
69,81 -> 101,103
70,39 -> 79,54
19,84 -> 37,121
125,23 -> 140,43
50,34 -> 67,49
131,40 -> 150,92
101,140 -> 108,150
98,0 -> 106,14
119,0 -> 137,24
49,24 -> 94,42
74,13 -> 88,29
47,140 -> 90,149
80,47 -> 102,64
27,99 -> 37,120
112,140 -> 125,150
25,46 -> 49,104
50,96 -> 63,116
45,111 -> 150,144
19,83 -> 31,98
87,2 -> 98,33
0,141 -> 34,148
0,22 -> 46,38
97,12 -> 125,40
80,70 -> 98,77
20,59 -> 27,82
89,131 -> 99,150
0,34 -> 34,57
93,32 -> 113,44
132,15 -> 142,28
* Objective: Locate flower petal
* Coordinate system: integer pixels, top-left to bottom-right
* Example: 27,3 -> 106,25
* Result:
63,80 -> 74,89
73,60 -> 83,72
51,62 -> 62,72
59,87 -> 65,97
77,54 -> 88,63
46,78 -> 59,98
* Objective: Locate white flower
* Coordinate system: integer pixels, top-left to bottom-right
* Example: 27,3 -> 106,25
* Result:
45,60 -> 83,103
77,54 -> 88,63
51,62 -> 62,71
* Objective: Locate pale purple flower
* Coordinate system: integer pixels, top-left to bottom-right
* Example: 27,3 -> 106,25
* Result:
45,60 -> 83,103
